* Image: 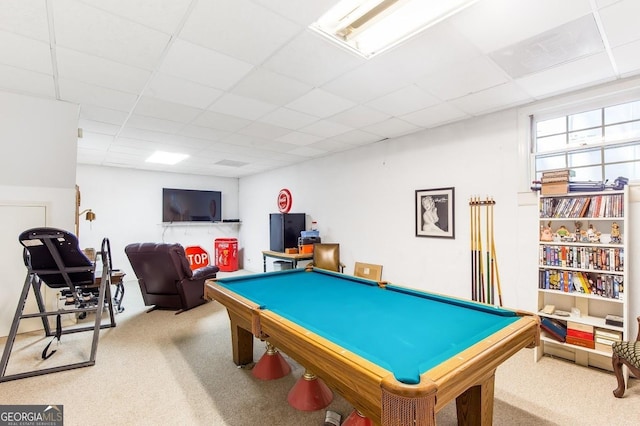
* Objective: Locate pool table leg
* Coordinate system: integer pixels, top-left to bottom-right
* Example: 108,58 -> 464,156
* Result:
455,371 -> 495,426
228,312 -> 254,366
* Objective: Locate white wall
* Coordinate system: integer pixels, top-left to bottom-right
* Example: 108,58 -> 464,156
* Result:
75,165 -> 240,278
0,90 -> 79,337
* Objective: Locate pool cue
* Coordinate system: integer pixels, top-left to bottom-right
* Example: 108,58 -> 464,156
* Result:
488,197 -> 495,305
476,198 -> 485,303
470,198 -> 476,301
485,197 -> 491,304
491,238 -> 503,307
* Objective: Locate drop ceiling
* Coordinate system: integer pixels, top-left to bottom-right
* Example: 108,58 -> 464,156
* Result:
1,0 -> 639,178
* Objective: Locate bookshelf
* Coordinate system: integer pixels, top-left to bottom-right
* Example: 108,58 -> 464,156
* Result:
535,188 -> 629,377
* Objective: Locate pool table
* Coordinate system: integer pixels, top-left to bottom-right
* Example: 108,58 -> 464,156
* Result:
204,268 -> 539,426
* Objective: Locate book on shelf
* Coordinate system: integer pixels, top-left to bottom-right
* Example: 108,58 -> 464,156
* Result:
605,314 -> 623,327
595,342 -> 614,353
595,328 -> 623,340
566,328 -> 594,340
542,169 -> 575,179
567,321 -> 594,333
566,335 -> 596,349
540,317 -> 567,342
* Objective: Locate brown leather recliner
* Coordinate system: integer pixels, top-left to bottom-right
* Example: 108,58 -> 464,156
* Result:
124,243 -> 219,314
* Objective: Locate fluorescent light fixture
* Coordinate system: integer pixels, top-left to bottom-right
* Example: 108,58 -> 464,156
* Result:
310,0 -> 478,58
146,151 -> 189,165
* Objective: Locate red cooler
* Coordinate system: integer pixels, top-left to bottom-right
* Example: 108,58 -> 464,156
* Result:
214,238 -> 238,272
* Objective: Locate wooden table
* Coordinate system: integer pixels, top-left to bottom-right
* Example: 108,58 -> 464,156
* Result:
261,250 -> 313,272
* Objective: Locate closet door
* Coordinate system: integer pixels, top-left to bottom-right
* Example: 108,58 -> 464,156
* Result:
0,204 -> 47,337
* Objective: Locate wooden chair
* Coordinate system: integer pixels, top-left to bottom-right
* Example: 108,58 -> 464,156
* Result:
612,316 -> 640,397
354,262 -> 383,282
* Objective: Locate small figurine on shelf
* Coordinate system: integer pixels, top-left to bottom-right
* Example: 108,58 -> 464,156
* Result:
587,224 -> 601,243
556,225 -> 573,242
610,222 -> 622,244
540,222 -> 554,241
575,221 -> 589,242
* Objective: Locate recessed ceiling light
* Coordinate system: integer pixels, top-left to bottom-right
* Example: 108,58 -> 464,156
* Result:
310,0 -> 478,58
146,151 -> 189,165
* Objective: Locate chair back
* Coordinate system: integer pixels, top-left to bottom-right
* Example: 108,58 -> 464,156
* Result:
19,227 -> 94,288
313,243 -> 341,272
124,243 -> 193,294
354,262 -> 383,281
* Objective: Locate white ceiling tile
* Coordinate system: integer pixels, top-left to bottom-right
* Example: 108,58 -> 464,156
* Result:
76,148 -> 107,165
252,0 -> 337,26
78,132 -> 114,151
0,63 -> 55,98
450,81 -> 534,115
289,146 -> 327,157
53,0 -> 171,70
614,40 -> 640,77
321,61 -> 407,103
598,0 -> 640,47
232,67 -> 313,105
178,125 -> 230,142
0,0 -> 49,41
361,118 -> 421,139
0,30 -> 52,74
133,96 -> 202,123
146,72 -> 223,109
79,105 -> 129,125
125,115 -> 184,134
192,111 -> 251,132
299,120 -> 354,138
208,93 -> 277,120
373,22 -> 482,83
258,107 -> 321,130
56,47 -> 151,94
416,56 -> 510,101
451,0 -> 593,53
78,0 -> 193,33
516,53 -> 616,98
328,130 -> 381,145
78,118 -> 122,136
275,131 -> 324,146
239,122 -> 291,139
161,39 -> 254,90
286,89 -> 357,118
327,105 -> 391,129
365,85 -> 440,117
118,127 -> 182,143
263,30 -> 365,86
59,78 -> 138,111
180,0 -> 302,64
401,103 -> 470,128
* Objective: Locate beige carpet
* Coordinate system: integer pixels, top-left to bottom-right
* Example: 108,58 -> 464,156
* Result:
0,273 -> 638,425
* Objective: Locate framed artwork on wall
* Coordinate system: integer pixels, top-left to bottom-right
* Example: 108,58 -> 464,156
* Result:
415,187 -> 455,239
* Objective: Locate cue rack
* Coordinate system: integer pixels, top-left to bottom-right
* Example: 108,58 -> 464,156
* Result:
469,196 -> 503,306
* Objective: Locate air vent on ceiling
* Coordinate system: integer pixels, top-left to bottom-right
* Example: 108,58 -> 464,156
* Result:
216,159 -> 248,167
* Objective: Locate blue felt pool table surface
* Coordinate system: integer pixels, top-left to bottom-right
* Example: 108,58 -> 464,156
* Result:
215,268 -> 520,385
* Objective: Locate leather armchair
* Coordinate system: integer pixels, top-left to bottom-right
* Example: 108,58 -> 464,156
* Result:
124,243 -> 219,314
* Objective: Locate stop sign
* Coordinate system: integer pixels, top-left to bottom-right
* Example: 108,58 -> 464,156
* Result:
185,246 -> 210,270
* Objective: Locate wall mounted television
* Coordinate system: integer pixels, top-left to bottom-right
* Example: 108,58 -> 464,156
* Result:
162,188 -> 222,223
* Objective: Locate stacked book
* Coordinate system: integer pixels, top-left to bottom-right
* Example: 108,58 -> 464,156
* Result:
594,328 -> 623,353
541,169 -> 574,195
540,317 -> 567,342
565,321 -> 595,349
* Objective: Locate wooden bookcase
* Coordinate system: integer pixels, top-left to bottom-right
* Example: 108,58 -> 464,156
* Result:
535,187 -> 629,376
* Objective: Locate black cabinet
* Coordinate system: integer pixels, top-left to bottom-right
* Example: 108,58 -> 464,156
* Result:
270,213 -> 305,252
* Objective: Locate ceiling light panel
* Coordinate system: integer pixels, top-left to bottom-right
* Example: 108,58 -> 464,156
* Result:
310,0 -> 478,58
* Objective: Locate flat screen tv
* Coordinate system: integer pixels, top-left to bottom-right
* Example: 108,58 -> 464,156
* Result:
162,188 -> 222,223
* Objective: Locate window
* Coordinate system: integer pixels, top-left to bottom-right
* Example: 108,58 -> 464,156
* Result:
533,99 -> 640,183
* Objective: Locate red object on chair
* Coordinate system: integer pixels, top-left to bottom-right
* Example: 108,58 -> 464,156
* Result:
342,410 -> 373,426
252,343 -> 291,380
287,370 -> 333,411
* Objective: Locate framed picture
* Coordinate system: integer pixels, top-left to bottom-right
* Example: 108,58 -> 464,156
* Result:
415,187 -> 455,239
